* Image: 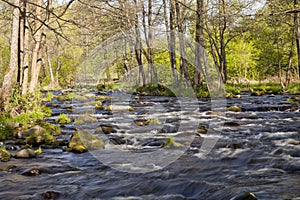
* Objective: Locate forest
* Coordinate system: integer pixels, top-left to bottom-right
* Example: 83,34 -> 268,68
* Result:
0,1 -> 300,199
0,0 -> 300,106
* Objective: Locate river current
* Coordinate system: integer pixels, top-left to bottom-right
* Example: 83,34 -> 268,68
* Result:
0,90 -> 300,200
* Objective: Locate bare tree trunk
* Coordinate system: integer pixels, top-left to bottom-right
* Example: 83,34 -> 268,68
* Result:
28,0 -> 43,93
0,0 -> 20,108
169,0 -> 178,86
133,0 -> 146,86
219,0 -> 227,83
295,0 -> 300,79
21,1 -> 29,95
175,0 -> 189,86
194,0 -> 206,87
286,5 -> 298,87
122,37 -> 129,74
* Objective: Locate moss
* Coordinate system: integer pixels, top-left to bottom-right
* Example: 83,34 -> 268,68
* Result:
43,92 -> 54,102
287,83 -> 300,94
135,84 -> 176,97
163,137 -> 183,147
34,146 -> 42,155
95,101 -> 103,109
227,105 -> 242,112
0,147 -> 11,162
97,83 -> 119,92
148,118 -> 162,125
197,125 -> 208,134
55,114 -> 72,124
68,130 -> 104,153
25,129 -> 56,146
75,115 -> 98,124
73,95 -> 87,101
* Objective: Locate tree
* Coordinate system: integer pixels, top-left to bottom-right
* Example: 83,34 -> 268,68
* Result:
0,0 -> 20,109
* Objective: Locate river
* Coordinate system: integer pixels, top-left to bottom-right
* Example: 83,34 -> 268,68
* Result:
0,90 -> 300,200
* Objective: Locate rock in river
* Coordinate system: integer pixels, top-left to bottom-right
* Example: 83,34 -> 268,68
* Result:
0,147 -> 11,162
67,130 -> 105,153
14,148 -> 36,158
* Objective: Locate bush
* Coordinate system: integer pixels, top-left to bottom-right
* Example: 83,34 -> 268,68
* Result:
0,117 -> 12,141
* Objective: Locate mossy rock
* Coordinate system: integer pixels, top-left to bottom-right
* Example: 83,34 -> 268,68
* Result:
98,125 -> 117,134
0,147 -> 11,162
251,91 -> 265,96
73,95 -> 88,101
227,105 -> 242,112
75,115 -> 98,125
95,101 -> 103,109
68,130 -> 104,153
55,114 -> 72,124
197,125 -> 208,134
39,122 -> 61,135
14,148 -> 36,158
24,125 -> 57,146
0,164 -> 16,171
163,137 -> 183,148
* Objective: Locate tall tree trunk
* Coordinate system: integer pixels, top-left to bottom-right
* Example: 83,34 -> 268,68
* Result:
219,0 -> 227,83
294,0 -> 300,79
21,0 -> 29,95
122,37 -> 129,75
169,0 -> 178,86
133,0 -> 146,86
286,33 -> 294,87
0,0 -> 20,108
28,0 -> 43,93
175,0 -> 189,86
194,0 -> 205,87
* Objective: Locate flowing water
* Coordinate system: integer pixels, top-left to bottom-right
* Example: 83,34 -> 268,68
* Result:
0,90 -> 300,200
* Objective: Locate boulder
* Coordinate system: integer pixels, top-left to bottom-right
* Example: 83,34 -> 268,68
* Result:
68,130 -> 104,153
24,125 -> 57,146
22,168 -> 46,176
14,148 -> 36,158
0,164 -> 16,171
42,191 -> 60,200
98,125 -> 117,134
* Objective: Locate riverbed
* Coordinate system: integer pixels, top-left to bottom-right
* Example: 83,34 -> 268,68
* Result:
0,90 -> 300,200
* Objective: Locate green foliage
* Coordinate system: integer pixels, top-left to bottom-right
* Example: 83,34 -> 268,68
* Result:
287,83 -> 300,94
0,117 -> 12,141
135,84 -> 175,97
194,86 -> 210,98
251,83 -> 283,95
97,83 -> 121,92
43,92 -> 54,102
227,37 -> 258,80
55,114 -> 72,124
